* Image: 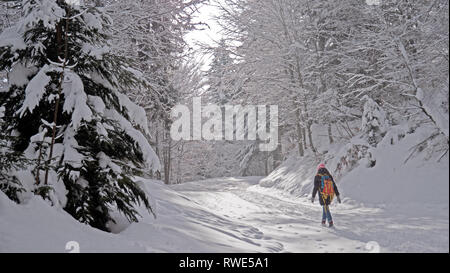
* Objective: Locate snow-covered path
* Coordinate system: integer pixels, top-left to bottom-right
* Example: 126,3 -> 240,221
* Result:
168,177 -> 449,253
1,176 -> 447,253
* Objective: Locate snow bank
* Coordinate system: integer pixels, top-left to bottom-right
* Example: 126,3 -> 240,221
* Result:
260,124 -> 449,206
0,178 -> 279,252
259,155 -> 319,196
0,190 -> 143,252
340,126 -> 449,205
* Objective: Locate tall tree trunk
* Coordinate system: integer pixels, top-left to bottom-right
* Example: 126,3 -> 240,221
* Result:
294,57 -> 307,155
303,102 -> 317,153
307,122 -> 316,154
296,107 -> 304,156
272,125 -> 283,169
175,142 -> 184,184
328,124 -> 334,144
154,121 -> 160,158
302,127 -> 307,150
163,121 -> 171,185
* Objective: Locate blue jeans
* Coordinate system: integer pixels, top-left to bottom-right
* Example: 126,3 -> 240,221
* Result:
322,205 -> 333,223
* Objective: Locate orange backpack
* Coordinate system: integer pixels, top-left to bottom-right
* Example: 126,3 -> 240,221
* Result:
320,175 -> 335,201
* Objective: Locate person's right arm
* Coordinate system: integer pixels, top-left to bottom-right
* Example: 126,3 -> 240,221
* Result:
331,176 -> 341,203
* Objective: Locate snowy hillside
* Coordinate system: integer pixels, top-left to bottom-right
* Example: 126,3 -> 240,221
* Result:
260,123 -> 449,205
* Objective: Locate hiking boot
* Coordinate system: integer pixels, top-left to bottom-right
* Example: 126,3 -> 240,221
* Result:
329,221 -> 334,228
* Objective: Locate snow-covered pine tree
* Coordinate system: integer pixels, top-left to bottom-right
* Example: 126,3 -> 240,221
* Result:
0,0 -> 160,231
0,105 -> 27,203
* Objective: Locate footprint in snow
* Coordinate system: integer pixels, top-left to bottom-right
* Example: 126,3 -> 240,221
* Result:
265,242 -> 284,252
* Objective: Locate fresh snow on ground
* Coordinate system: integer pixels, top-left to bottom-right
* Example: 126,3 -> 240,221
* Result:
1,176 -> 448,252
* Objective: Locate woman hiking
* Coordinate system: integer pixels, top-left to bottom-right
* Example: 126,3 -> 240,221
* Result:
311,163 -> 341,227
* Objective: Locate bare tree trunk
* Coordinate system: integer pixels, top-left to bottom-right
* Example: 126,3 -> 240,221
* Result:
157,128 -> 162,159
328,123 -> 334,144
153,121 -> 162,181
303,102 -> 316,153
272,125 -> 283,169
176,142 -> 184,184
163,122 -> 171,185
265,151 -> 269,175
296,108 -> 304,156
302,127 -> 307,150
293,57 -> 308,155
307,122 -> 316,154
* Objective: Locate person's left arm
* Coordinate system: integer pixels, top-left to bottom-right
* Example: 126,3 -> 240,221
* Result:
331,175 -> 340,196
331,176 -> 341,203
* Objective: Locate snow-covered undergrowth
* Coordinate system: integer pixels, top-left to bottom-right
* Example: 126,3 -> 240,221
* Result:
260,123 -> 449,207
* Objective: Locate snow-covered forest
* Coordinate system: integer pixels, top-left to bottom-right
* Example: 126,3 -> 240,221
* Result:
0,0 -> 448,253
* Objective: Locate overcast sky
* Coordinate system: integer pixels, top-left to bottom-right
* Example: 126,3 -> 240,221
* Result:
185,1 -> 223,70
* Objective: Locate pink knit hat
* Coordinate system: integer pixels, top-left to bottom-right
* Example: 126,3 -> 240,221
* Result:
317,163 -> 326,170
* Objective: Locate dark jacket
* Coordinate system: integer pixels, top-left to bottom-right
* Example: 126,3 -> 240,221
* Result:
312,168 -> 340,206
